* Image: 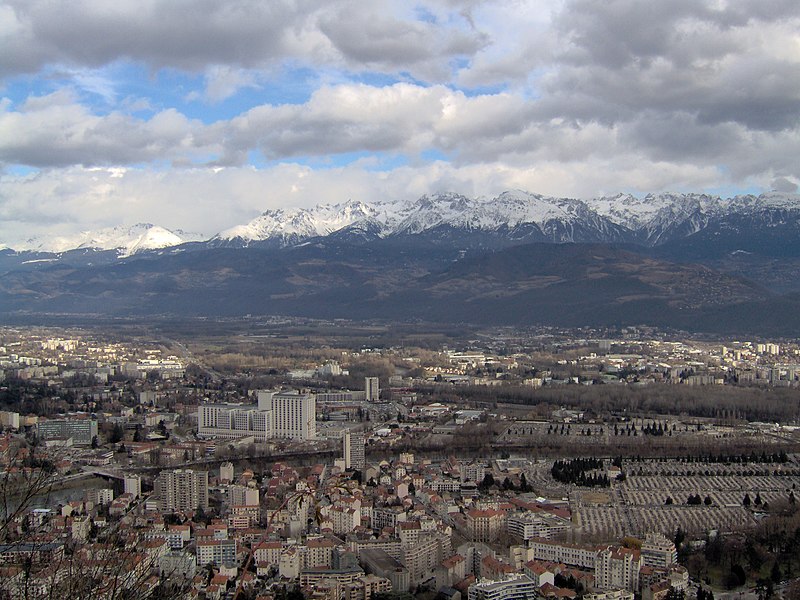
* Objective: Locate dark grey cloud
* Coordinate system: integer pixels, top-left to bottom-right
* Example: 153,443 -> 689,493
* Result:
543,0 -> 800,130
0,0 -> 485,80
620,112 -> 743,163
2,0 -> 321,75
317,4 -> 486,70
772,177 -> 798,193
556,0 -> 800,68
498,0 -> 800,181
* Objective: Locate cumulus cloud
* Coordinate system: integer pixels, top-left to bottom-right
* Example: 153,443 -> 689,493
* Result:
3,76 -> 799,199
201,66 -> 261,104
0,91 -> 215,167
2,0 -> 800,244
541,0 -> 800,132
0,158 -> 726,247
1,0 -> 321,74
0,0 -> 485,81
316,1 -> 487,80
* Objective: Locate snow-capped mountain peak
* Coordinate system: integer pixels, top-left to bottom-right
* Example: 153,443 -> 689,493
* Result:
8,191 -> 800,255
208,190 -> 800,248
213,199 -> 378,245
17,223 -> 203,256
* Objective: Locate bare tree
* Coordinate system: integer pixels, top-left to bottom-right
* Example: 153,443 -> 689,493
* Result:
1,442 -> 192,599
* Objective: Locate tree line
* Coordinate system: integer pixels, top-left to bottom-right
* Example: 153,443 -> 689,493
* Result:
551,458 -> 610,487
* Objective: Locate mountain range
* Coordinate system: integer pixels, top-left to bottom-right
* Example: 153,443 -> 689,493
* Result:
2,190 -> 800,334
7,190 -> 800,254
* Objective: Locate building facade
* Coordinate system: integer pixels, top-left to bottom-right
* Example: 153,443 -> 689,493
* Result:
196,539 -> 237,566
154,469 -> 209,513
343,431 -> 366,471
365,377 -> 380,402
37,417 -> 98,446
468,575 -> 538,600
465,509 -> 505,542
198,389 -> 317,442
124,475 -> 141,499
507,512 -> 570,541
640,533 -> 677,570
259,390 -> 317,440
197,403 -> 274,441
595,547 -> 642,592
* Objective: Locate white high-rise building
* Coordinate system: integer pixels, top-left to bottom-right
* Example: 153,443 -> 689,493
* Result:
594,547 -> 641,592
229,484 -> 259,507
198,390 -> 316,442
365,377 -> 380,402
87,488 -> 114,506
258,390 -> 316,440
154,469 -> 209,513
198,404 -> 274,441
124,475 -> 142,499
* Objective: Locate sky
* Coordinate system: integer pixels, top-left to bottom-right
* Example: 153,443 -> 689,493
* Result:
1,0 -> 799,245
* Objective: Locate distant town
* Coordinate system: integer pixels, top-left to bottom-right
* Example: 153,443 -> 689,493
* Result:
0,321 -> 798,600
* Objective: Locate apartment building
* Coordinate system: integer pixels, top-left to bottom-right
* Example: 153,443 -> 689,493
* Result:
467,575 -> 538,600
198,389 -> 317,442
153,469 -> 209,513
197,403 -> 274,441
595,547 -> 642,592
259,390 -> 317,440
527,539 -> 597,569
365,377 -> 380,402
196,539 -> 237,566
37,417 -> 97,446
465,509 -> 506,543
640,533 -> 677,570
343,430 -> 366,471
507,512 -> 570,541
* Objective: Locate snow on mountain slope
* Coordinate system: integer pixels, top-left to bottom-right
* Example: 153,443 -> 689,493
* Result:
19,224 -> 203,256
590,193 -> 719,227
210,190 -> 800,247
365,191 -> 618,240
8,191 -> 800,254
384,193 -> 479,234
213,200 -> 378,245
727,192 -> 800,212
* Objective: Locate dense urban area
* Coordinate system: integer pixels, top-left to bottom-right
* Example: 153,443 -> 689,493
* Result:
1,319 -> 799,600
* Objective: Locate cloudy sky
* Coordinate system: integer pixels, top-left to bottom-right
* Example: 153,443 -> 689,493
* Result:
1,0 -> 799,245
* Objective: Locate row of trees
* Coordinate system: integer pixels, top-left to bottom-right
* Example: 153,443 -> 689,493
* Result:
619,451 -> 790,464
551,458 -> 611,487
452,382 -> 800,423
478,473 -> 533,492
666,494 -> 713,506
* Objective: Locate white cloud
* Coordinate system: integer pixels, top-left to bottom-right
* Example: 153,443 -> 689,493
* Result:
3,78 -> 799,200
0,158 -> 734,248
2,0 -> 800,246
0,91 -> 216,167
202,65 -> 260,104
